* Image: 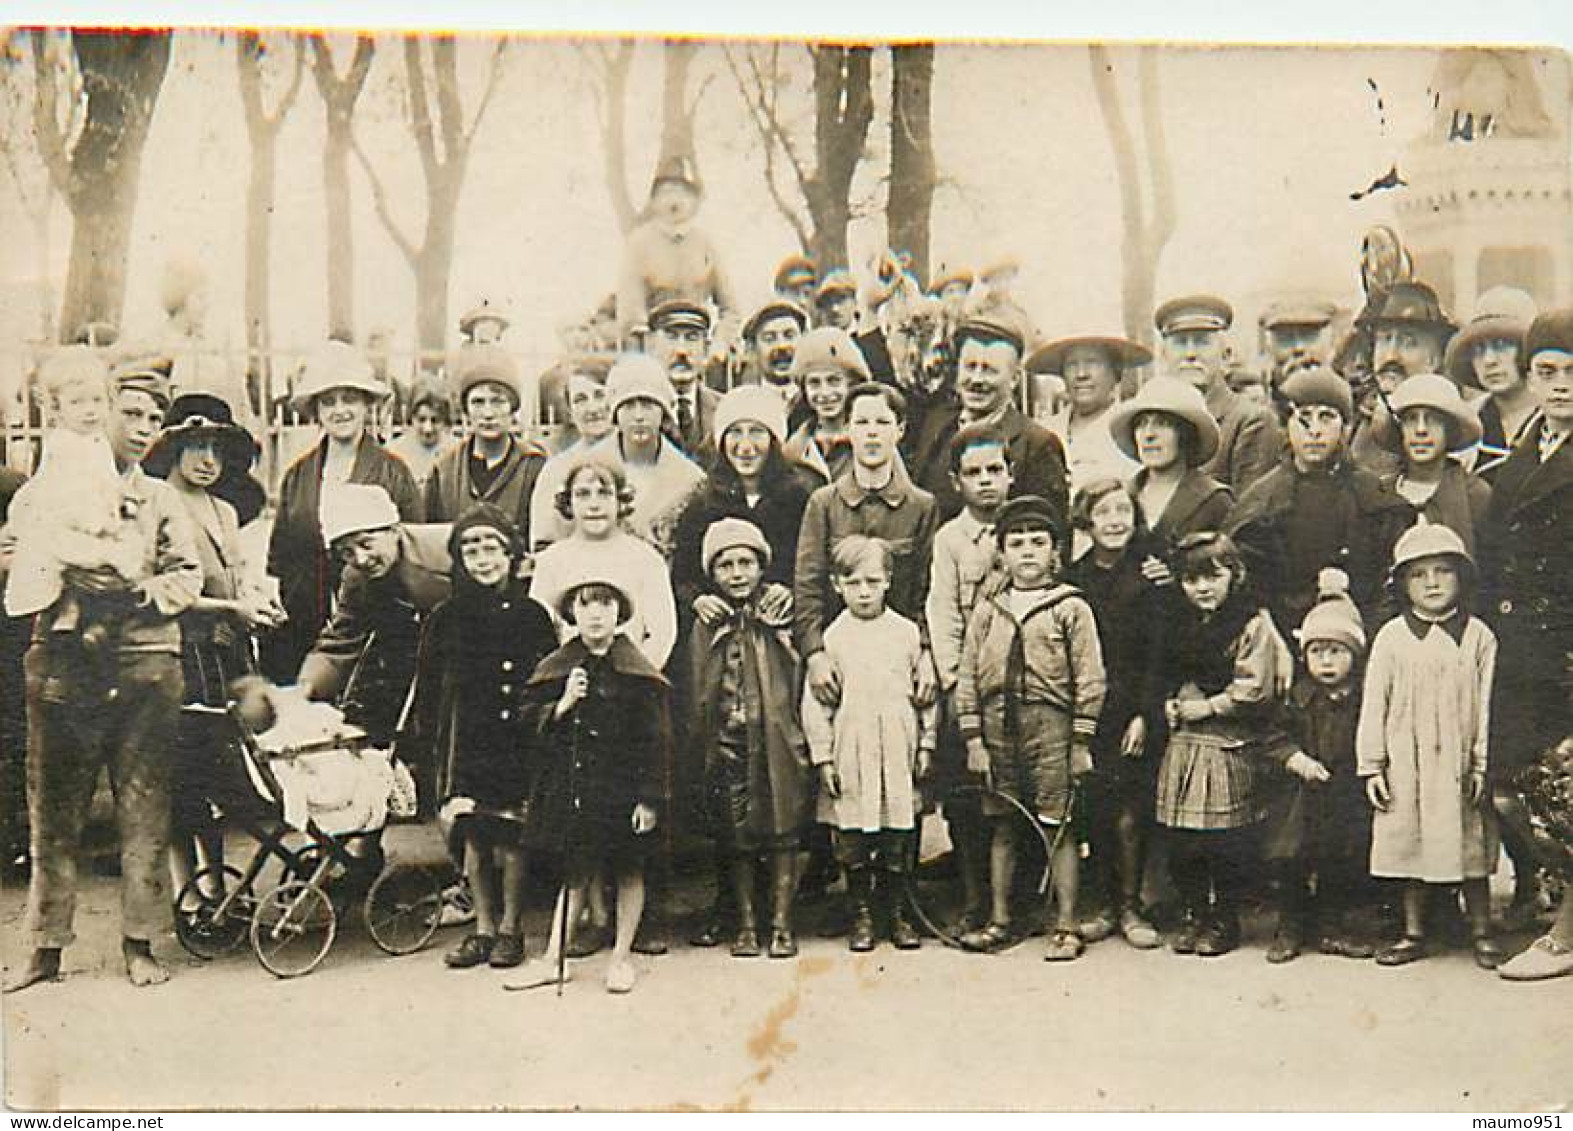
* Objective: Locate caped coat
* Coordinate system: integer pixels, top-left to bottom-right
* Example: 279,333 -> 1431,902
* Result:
262,436 -> 420,681
686,601 -> 813,843
522,635 -> 674,858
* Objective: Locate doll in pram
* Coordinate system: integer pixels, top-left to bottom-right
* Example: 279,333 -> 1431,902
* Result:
172,676 -> 444,977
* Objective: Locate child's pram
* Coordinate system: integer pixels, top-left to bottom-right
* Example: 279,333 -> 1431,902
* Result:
172,701 -> 444,977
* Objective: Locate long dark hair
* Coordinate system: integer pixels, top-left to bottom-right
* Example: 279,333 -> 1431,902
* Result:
707,432 -> 799,497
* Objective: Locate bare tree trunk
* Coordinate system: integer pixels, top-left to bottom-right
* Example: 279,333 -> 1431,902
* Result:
807,45 -> 874,271
1089,45 -> 1175,349
888,43 -> 936,283
585,40 -> 638,234
238,33 -> 305,412
357,37 -> 508,363
35,31 -> 172,341
309,35 -> 375,342
659,39 -> 698,166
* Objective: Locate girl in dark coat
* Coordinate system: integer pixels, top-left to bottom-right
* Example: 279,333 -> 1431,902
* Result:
1063,478 -> 1169,950
687,518 -> 813,960
410,505 -> 558,970
512,574 -> 672,995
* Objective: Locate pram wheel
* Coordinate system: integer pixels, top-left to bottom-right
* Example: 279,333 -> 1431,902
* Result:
250,879 -> 338,978
364,865 -> 444,956
174,865 -> 252,959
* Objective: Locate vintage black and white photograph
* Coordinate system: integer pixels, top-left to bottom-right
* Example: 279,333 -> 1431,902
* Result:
0,9 -> 1569,1113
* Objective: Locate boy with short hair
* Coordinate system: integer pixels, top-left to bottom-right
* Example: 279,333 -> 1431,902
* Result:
926,423 -> 1013,931
955,495 -> 1107,960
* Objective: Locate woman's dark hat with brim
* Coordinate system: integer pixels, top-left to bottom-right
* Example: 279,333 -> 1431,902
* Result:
144,392 -> 267,525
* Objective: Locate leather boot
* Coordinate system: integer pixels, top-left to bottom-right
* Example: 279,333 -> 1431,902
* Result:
768,853 -> 799,958
848,869 -> 876,953
886,873 -> 921,950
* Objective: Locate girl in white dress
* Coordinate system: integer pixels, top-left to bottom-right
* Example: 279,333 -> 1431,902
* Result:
802,535 -> 938,953
1358,523 -> 1503,970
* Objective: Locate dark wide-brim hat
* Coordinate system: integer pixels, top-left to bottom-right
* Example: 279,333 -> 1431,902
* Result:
144,392 -> 267,525
1026,334 -> 1152,375
1356,281 -> 1457,337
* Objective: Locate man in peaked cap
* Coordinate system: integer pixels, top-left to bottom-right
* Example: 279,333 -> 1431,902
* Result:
616,154 -> 737,342
646,299 -> 722,458
905,311 -> 1069,523
773,255 -> 818,308
5,356 -> 204,993
1157,293 -> 1283,493
1260,298 -> 1339,388
813,269 -> 860,332
743,299 -> 810,405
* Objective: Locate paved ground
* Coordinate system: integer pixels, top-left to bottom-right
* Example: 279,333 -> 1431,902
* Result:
2,828 -> 1570,1113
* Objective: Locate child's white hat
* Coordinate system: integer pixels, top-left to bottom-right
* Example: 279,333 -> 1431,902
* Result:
702,517 -> 772,575
1295,568 -> 1366,655
1391,521 -> 1473,573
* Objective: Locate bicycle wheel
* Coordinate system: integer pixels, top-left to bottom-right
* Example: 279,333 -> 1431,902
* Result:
364,865 -> 445,956
174,864 -> 250,959
249,879 -> 338,978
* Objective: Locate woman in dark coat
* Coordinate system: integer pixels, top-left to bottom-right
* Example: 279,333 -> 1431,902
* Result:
670,385 -> 824,621
261,341 -> 420,681
410,504 -> 558,969
1479,309 -> 1573,926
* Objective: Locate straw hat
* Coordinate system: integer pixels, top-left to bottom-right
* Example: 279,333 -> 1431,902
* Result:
292,341 -> 389,413
1370,372 -> 1483,453
1107,375 -> 1221,467
1026,333 -> 1152,375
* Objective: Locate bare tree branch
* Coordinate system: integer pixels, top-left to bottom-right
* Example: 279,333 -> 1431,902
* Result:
722,43 -> 811,250
352,134 -> 418,265
29,30 -> 73,199
404,38 -> 440,182
465,39 -> 508,143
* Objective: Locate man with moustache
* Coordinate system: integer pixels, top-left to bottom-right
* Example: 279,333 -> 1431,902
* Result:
905,313 -> 1069,521
742,299 -> 810,415
1259,299 -> 1339,390
1156,294 -> 1282,493
645,299 -> 722,459
1349,281 -> 1457,477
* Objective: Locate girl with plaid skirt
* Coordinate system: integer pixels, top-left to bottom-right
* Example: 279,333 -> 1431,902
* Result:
1152,533 -> 1294,958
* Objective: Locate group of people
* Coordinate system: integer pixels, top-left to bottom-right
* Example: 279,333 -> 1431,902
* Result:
1,185 -> 1570,999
